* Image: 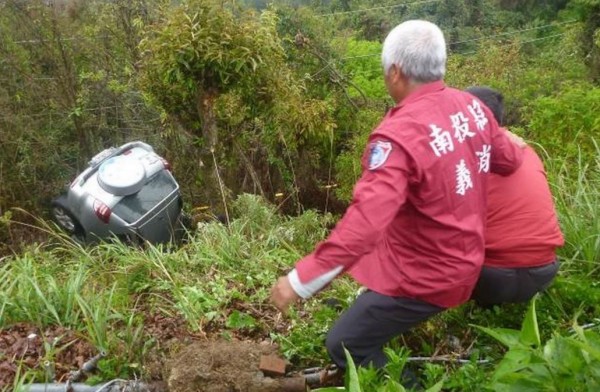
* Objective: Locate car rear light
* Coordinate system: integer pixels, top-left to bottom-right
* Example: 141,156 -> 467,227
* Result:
93,199 -> 112,224
159,157 -> 171,171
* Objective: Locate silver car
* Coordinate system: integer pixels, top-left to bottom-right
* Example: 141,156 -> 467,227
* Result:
51,141 -> 184,244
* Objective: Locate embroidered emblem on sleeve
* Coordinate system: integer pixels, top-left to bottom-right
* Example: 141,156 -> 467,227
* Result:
368,140 -> 392,170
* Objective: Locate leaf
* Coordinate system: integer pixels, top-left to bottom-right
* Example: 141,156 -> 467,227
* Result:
519,296 -> 541,347
545,335 -> 593,373
571,323 -> 600,361
574,335 -> 600,362
491,348 -> 533,381
490,375 -> 546,392
69,107 -> 83,119
526,363 -> 551,380
472,325 -> 521,348
381,380 -> 406,392
343,346 -> 362,392
424,379 -> 444,392
225,310 -> 256,330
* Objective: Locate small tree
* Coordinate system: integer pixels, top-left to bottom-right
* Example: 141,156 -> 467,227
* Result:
138,0 -> 338,209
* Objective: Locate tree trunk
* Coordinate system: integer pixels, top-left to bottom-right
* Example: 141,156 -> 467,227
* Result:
196,89 -> 231,214
197,90 -> 218,149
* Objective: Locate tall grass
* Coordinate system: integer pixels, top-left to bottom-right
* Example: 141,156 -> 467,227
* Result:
2,181 -> 596,388
545,140 -> 600,277
0,250 -> 88,327
0,193 -> 336,353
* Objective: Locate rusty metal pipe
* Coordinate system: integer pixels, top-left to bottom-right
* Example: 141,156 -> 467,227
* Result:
275,376 -> 308,391
69,351 -> 107,383
250,375 -> 308,392
19,383 -> 113,392
302,365 -> 341,387
19,380 -> 162,392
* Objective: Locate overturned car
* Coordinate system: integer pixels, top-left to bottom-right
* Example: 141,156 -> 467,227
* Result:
51,141 -> 184,245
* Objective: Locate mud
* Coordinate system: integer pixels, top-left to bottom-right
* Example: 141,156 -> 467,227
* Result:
1,313 -> 301,391
166,339 -> 299,392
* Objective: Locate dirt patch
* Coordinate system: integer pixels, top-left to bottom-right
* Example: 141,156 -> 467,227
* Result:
166,340 -> 303,392
141,311 -> 206,382
0,323 -> 96,389
0,319 -> 307,391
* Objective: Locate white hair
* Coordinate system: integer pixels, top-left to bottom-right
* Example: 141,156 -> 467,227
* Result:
381,20 -> 447,83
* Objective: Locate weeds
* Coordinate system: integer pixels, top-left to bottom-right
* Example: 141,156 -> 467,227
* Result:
0,187 -> 599,388
544,140 -> 600,276
76,285 -> 119,351
474,296 -> 600,391
0,254 -> 87,328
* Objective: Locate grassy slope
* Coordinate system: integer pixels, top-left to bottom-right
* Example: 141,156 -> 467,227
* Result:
1,145 -> 599,390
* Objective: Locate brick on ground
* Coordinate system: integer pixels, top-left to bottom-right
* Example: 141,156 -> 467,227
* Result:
259,354 -> 287,377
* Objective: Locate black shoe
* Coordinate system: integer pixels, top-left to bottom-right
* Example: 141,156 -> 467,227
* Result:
322,297 -> 343,311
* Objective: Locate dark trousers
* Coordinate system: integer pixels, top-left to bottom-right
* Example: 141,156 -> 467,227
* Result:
325,290 -> 444,369
470,259 -> 559,307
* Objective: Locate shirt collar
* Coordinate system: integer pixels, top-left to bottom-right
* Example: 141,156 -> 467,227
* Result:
394,80 -> 446,110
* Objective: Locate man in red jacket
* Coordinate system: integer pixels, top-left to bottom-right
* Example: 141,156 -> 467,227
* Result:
270,20 -> 524,370
465,86 -> 564,307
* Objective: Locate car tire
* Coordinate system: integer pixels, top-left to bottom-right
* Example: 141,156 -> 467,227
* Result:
171,211 -> 191,243
124,232 -> 144,247
51,195 -> 84,238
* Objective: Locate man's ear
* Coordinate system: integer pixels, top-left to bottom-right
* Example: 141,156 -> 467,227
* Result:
388,64 -> 400,83
390,64 -> 407,85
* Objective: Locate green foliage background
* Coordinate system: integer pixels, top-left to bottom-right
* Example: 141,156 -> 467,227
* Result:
0,0 -> 598,214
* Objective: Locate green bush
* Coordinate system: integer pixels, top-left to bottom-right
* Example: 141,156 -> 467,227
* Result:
545,140 -> 600,276
525,86 -> 600,163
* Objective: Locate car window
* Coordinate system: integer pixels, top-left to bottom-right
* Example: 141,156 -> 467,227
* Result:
112,171 -> 177,223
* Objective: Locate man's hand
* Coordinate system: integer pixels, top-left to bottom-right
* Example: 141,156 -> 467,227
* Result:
270,276 -> 300,313
504,129 -> 527,148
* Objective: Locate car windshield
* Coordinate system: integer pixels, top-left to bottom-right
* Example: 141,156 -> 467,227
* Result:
112,171 -> 177,223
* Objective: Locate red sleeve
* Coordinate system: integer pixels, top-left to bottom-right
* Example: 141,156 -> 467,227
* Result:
294,138 -> 412,287
489,125 -> 524,175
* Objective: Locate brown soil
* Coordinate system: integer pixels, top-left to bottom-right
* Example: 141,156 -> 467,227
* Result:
166,340 -> 298,392
0,310 -> 300,391
0,323 -> 96,387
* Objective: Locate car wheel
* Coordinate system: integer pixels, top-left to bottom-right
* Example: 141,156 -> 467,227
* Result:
169,212 -> 191,244
51,196 -> 84,237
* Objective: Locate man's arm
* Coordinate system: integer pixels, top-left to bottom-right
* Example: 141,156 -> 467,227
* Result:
489,126 -> 524,175
270,139 -> 413,311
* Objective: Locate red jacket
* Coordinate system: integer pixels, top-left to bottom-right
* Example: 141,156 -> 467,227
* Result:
287,81 -> 523,308
485,144 -> 564,267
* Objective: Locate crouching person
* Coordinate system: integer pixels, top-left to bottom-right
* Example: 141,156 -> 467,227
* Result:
270,20 -> 523,371
465,86 -> 564,308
